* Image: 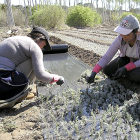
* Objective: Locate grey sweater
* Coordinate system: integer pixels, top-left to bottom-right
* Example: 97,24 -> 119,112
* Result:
0,36 -> 53,82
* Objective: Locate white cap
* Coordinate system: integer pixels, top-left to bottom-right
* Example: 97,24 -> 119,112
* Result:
114,15 -> 139,35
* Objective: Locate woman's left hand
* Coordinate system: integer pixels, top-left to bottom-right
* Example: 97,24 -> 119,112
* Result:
111,67 -> 127,80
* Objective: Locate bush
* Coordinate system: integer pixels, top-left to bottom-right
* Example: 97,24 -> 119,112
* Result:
66,5 -> 102,27
31,4 -> 65,29
0,4 -> 6,11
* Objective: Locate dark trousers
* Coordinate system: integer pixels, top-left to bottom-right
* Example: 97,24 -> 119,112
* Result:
0,70 -> 28,100
103,56 -> 140,83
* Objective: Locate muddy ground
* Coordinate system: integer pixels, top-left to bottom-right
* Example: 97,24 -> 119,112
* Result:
0,26 -> 140,140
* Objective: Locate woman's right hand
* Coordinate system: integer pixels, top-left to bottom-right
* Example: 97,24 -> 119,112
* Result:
86,71 -> 97,83
56,76 -> 64,86
50,74 -> 64,86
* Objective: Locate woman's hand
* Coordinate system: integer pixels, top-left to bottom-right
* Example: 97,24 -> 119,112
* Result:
111,67 -> 127,80
56,76 -> 64,86
86,71 -> 97,83
50,74 -> 64,86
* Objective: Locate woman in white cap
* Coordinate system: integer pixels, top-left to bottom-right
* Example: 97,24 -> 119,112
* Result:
87,15 -> 140,83
0,26 -> 64,100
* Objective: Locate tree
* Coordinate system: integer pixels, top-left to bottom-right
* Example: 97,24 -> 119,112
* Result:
5,0 -> 15,27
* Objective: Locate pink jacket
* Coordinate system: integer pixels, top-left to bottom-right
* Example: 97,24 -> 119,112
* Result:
97,34 -> 140,68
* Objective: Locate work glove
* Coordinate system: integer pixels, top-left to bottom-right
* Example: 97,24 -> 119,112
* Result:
86,71 -> 97,83
50,74 -> 64,86
56,76 -> 64,86
111,66 -> 127,80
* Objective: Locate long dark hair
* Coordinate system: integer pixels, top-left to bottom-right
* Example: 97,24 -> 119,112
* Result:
132,28 -> 139,33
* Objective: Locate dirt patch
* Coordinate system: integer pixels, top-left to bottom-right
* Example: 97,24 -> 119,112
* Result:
0,85 -> 44,140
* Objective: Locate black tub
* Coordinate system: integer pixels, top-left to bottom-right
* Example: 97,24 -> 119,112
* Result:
42,44 -> 68,54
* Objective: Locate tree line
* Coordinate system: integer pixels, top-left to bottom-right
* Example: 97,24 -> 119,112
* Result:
1,0 -> 140,27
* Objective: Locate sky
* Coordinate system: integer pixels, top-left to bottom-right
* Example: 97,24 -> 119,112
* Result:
0,0 -> 129,10
0,0 -> 102,7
